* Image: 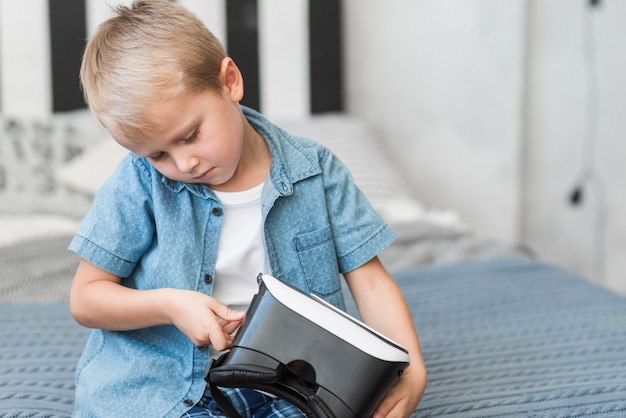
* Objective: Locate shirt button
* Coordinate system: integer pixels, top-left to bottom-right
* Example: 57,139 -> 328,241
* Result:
212,207 -> 223,216
204,274 -> 213,284
183,399 -> 194,406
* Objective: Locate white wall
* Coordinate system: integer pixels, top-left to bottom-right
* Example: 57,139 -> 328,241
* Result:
343,0 -> 526,242
343,0 -> 626,295
523,0 -> 626,294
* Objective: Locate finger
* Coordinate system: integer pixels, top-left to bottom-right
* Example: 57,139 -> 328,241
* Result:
205,321 -> 233,351
372,390 -> 403,418
219,306 -> 246,322
220,320 -> 242,335
205,298 -> 245,320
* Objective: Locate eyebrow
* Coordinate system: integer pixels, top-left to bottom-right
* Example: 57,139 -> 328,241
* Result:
167,121 -> 198,143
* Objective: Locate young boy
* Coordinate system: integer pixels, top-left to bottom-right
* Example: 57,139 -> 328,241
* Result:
69,1 -> 426,417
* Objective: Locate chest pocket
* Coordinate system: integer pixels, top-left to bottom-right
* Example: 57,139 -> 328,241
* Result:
293,225 -> 341,297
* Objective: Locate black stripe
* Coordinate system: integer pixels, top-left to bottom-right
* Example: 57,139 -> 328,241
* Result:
226,0 -> 260,112
309,0 -> 343,113
48,0 -> 87,112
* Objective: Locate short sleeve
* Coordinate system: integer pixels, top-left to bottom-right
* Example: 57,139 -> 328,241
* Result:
68,155 -> 156,277
319,148 -> 396,273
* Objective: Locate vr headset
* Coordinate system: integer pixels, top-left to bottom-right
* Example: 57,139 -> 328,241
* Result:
205,274 -> 410,418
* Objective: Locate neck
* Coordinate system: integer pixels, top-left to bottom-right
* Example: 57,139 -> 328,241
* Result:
211,115 -> 271,192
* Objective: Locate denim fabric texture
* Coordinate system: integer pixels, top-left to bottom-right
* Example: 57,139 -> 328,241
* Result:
68,106 -> 395,417
181,387 -> 305,417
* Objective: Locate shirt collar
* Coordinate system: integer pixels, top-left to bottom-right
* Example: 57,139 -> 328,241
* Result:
242,106 -> 320,196
144,106 -> 321,198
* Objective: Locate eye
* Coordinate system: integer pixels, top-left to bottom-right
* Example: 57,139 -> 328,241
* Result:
183,129 -> 199,144
148,152 -> 166,162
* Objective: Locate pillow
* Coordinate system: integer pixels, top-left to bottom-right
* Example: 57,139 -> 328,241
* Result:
278,114 -> 465,228
0,109 -> 107,218
277,114 -> 462,227
56,138 -> 129,197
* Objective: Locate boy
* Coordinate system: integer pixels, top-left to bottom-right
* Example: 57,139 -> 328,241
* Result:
69,1 -> 426,417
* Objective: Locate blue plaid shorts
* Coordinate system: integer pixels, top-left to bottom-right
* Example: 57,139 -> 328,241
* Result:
181,387 -> 305,418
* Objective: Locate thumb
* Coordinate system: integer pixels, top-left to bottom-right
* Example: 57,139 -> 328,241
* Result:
215,305 -> 246,322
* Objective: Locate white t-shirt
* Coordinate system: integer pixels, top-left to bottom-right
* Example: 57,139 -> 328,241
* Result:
211,182 -> 270,312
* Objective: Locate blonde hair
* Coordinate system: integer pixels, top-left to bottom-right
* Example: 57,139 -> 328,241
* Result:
80,0 -> 226,138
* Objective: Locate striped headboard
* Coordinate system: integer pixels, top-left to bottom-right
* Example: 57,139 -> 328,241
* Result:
0,0 -> 342,120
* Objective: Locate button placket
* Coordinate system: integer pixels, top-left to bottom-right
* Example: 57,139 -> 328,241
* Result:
199,202 -> 222,295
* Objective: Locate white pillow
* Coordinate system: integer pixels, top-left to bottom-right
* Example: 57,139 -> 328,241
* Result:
278,114 -> 427,225
278,114 -> 465,228
57,138 -> 129,197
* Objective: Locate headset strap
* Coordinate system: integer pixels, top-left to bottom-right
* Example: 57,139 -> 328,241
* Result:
206,352 -> 334,418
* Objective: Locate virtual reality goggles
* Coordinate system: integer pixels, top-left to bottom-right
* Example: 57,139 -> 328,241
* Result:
205,274 -> 410,418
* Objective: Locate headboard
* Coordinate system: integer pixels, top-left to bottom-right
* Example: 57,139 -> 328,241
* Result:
0,0 -> 343,120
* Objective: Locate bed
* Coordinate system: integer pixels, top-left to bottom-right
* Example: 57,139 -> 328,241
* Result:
3,110 -> 626,417
2,1 -> 626,417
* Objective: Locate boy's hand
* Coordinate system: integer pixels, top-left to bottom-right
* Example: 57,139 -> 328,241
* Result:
70,259 -> 245,349
167,289 -> 245,351
344,257 -> 427,418
372,363 -> 426,418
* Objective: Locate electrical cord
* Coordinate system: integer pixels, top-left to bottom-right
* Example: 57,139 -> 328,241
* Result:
568,0 -> 607,282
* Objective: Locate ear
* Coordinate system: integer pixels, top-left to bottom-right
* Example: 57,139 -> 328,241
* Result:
219,57 -> 244,102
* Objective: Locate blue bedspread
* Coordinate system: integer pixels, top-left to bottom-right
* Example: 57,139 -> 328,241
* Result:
393,258 -> 626,417
2,257 -> 626,417
0,304 -> 88,417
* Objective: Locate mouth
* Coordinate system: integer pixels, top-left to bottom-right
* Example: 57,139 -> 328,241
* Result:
193,168 -> 214,180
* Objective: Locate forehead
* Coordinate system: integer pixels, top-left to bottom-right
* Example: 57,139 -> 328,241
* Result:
114,102 -> 194,152
114,88 -> 226,151
133,92 -> 198,135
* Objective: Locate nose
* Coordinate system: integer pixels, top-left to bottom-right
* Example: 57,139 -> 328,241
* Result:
172,151 -> 199,174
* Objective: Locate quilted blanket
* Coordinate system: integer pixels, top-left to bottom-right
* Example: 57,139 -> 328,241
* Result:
2,257 -> 626,417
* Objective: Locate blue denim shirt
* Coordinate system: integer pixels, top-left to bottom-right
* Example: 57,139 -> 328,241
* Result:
68,107 -> 395,417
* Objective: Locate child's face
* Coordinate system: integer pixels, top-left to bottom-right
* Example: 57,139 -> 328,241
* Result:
115,87 -> 248,190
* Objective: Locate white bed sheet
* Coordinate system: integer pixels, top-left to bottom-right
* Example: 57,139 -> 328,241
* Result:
0,213 -> 81,248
